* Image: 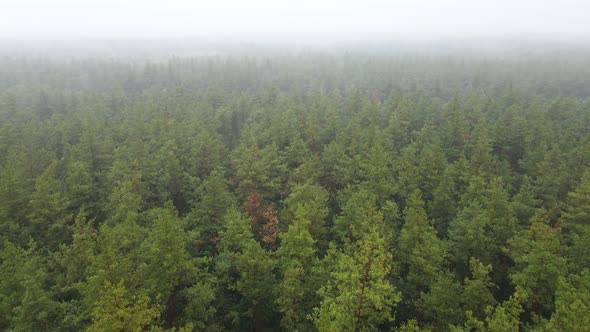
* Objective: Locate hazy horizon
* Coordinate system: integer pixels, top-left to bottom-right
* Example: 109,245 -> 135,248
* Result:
2,0 -> 590,43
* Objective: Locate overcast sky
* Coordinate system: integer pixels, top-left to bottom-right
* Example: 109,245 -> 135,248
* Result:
2,0 -> 590,41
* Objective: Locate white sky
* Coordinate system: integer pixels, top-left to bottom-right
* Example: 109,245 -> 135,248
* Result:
1,0 -> 590,41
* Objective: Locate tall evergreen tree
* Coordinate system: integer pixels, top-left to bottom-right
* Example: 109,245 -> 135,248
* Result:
399,190 -> 446,290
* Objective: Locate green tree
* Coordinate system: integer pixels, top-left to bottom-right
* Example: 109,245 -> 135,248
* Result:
428,167 -> 457,237
233,239 -> 277,331
541,270 -> 590,331
564,170 -> 590,271
232,128 -> 287,200
87,280 -> 159,332
506,210 -> 566,317
27,160 -> 73,249
359,136 -> 395,204
284,182 -> 329,246
417,271 -> 463,331
0,241 -> 60,331
399,190 -> 446,290
511,176 -> 539,226
563,169 -> 590,226
314,222 -> 400,331
62,159 -> 95,213
278,206 -> 316,270
214,207 -> 253,328
533,145 -> 569,220
462,258 -> 497,320
333,189 -> 381,243
277,206 -> 317,330
186,168 -> 236,253
448,202 -> 492,276
418,139 -> 447,203
49,211 -> 98,330
395,145 -> 420,203
458,290 -> 525,332
467,121 -> 496,179
0,162 -> 30,245
142,202 -> 215,328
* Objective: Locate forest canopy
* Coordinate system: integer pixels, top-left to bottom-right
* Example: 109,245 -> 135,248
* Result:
0,49 -> 589,331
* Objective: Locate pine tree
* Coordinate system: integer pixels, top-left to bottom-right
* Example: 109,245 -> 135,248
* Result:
63,159 -> 95,213
396,145 -> 420,203
187,168 -> 236,252
314,222 -> 399,331
399,190 -> 446,290
467,121 -> 496,179
543,270 -> 590,331
564,170 -> 590,272
359,136 -> 395,204
533,145 -> 568,220
333,189 -> 381,243
563,169 -> 590,226
49,211 -> 98,330
418,140 -> 447,203
506,210 -> 566,317
142,202 -> 214,328
460,290 -> 525,332
277,206 -> 317,330
278,206 -> 316,270
0,163 -> 29,245
428,167 -> 457,237
284,182 -> 329,246
214,207 -> 254,328
511,176 -> 539,225
462,258 -> 497,320
87,280 -> 159,332
27,160 -> 73,249
233,239 -> 277,331
0,241 -> 59,331
448,202 -> 492,277
417,271 -> 463,331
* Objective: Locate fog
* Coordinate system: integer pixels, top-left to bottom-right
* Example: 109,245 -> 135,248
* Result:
2,0 -> 590,42
1,0 -> 589,59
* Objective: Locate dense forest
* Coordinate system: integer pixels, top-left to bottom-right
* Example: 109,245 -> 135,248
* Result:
0,52 -> 589,331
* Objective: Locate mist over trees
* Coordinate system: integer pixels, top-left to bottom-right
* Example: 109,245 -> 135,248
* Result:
0,43 -> 589,331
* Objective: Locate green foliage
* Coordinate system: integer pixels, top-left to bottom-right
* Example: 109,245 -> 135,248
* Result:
462,258 -> 497,320
278,206 -> 316,270
417,271 -> 464,331
187,168 -> 236,252
506,211 -> 566,317
87,280 -> 159,332
0,53 -> 588,331
178,282 -> 217,331
449,201 -> 492,272
333,189 -> 381,242
541,270 -> 590,331
277,206 -> 318,330
399,190 -> 446,289
314,222 -> 400,331
233,129 -> 287,199
396,145 -> 420,202
0,241 -> 59,331
564,169 -> 590,226
0,163 -> 31,244
284,182 -> 329,245
27,160 -> 73,249
511,176 -> 539,225
233,239 -> 277,330
428,167 -> 457,236
459,290 -> 525,332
